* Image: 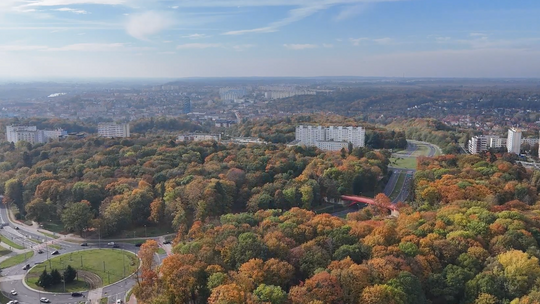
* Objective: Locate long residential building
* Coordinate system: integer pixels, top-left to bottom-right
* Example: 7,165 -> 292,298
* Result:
177,133 -> 221,142
98,123 -> 130,138
5,125 -> 66,144
295,125 -> 365,151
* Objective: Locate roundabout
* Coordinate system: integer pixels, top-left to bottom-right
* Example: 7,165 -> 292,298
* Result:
25,249 -> 140,293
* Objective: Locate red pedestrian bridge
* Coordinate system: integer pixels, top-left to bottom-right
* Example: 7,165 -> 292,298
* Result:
341,195 -> 398,211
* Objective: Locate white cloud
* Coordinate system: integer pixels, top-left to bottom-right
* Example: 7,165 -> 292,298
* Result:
0,45 -> 48,51
335,3 -> 369,21
222,0 -> 400,35
233,44 -> 256,51
21,0 -> 127,7
323,43 -> 333,48
125,11 -> 175,40
53,7 -> 89,14
470,32 -> 487,37
182,33 -> 210,39
373,37 -> 393,45
176,43 -> 221,49
349,37 -> 368,46
283,43 -> 317,50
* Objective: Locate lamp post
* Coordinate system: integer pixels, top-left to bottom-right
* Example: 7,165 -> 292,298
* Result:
98,224 -> 101,249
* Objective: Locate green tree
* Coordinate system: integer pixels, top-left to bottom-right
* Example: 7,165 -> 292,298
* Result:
50,268 -> 62,285
333,244 -> 370,264
25,198 -> 54,222
61,202 -> 93,236
38,269 -> 53,289
4,178 -> 24,210
231,232 -> 267,268
63,265 -> 77,284
388,272 -> 427,304
254,284 -> 287,304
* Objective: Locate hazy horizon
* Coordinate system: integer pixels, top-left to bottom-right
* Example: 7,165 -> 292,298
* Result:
0,0 -> 539,78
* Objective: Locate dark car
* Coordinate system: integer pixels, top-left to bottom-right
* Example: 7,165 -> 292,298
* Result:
112,244 -> 120,248
37,249 -> 44,254
22,264 -> 31,270
14,226 -> 19,230
163,241 -> 171,245
81,243 -> 88,246
71,292 -> 83,297
51,250 -> 59,255
135,243 -> 143,247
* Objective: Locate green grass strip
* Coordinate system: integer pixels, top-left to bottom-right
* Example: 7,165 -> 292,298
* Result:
0,235 -> 25,250
0,251 -> 34,268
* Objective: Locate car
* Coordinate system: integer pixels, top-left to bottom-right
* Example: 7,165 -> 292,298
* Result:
163,240 -> 171,244
10,290 -> 17,295
40,297 -> 50,303
107,242 -> 115,246
71,292 -> 83,297
22,264 -> 30,270
7,300 -> 19,304
51,250 -> 59,255
37,249 -> 44,254
81,242 -> 88,246
116,300 -> 123,304
112,244 -> 120,248
14,226 -> 19,230
135,243 -> 143,247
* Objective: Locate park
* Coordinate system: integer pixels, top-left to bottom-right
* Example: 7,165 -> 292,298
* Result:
25,249 -> 139,293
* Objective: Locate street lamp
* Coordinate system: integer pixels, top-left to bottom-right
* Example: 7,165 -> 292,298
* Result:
98,224 -> 101,249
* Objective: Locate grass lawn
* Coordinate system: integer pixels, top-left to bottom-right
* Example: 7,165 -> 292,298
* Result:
41,221 -> 66,234
49,244 -> 62,250
0,247 -> 11,256
108,225 -> 174,239
157,248 -> 166,255
100,298 -> 108,304
412,145 -> 429,157
38,230 -> 60,239
27,249 -> 139,291
0,291 -> 12,303
0,235 -> 25,250
0,251 -> 34,268
390,157 -> 417,170
390,172 -> 406,200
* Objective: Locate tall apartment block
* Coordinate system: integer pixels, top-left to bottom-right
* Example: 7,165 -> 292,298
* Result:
507,128 -> 522,154
295,125 -> 365,151
5,125 -> 66,144
98,123 -> 130,138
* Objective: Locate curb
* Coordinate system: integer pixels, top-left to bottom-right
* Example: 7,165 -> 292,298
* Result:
21,248 -> 141,296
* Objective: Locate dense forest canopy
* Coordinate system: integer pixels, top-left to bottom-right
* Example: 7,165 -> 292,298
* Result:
133,152 -> 540,304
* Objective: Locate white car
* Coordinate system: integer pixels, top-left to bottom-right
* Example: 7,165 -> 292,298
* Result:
7,301 -> 19,304
116,300 -> 123,304
10,289 -> 17,295
40,297 -> 50,303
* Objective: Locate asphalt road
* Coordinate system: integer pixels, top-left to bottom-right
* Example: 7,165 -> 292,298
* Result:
0,201 -> 167,304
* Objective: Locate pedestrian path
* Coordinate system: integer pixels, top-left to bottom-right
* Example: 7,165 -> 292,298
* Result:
88,287 -> 103,303
0,274 -> 24,282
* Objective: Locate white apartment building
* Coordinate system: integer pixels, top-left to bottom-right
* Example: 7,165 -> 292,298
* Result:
521,138 -> 540,146
295,125 -> 365,151
98,123 -> 130,138
468,135 -> 500,154
177,134 -> 221,142
6,125 -> 66,144
507,128 -> 522,154
489,137 -> 507,149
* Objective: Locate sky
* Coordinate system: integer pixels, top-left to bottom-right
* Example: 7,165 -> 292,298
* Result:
0,0 -> 539,79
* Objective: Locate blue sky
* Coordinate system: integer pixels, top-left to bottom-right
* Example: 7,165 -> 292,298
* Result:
0,0 -> 539,78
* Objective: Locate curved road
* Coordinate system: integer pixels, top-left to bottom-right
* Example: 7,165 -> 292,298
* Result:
0,202 -> 169,304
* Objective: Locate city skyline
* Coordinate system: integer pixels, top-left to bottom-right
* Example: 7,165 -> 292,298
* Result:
0,0 -> 539,78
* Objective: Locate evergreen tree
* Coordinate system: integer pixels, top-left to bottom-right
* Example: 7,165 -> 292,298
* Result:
64,265 -> 77,284
38,269 -> 53,288
51,268 -> 62,285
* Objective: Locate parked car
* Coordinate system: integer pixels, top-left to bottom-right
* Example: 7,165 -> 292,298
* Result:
40,297 -> 50,303
10,290 -> 17,295
163,240 -> 171,244
71,292 -> 83,297
51,250 -> 59,255
81,243 -> 88,246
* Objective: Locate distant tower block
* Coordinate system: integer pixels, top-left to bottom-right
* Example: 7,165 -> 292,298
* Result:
182,97 -> 192,114
507,128 -> 522,154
